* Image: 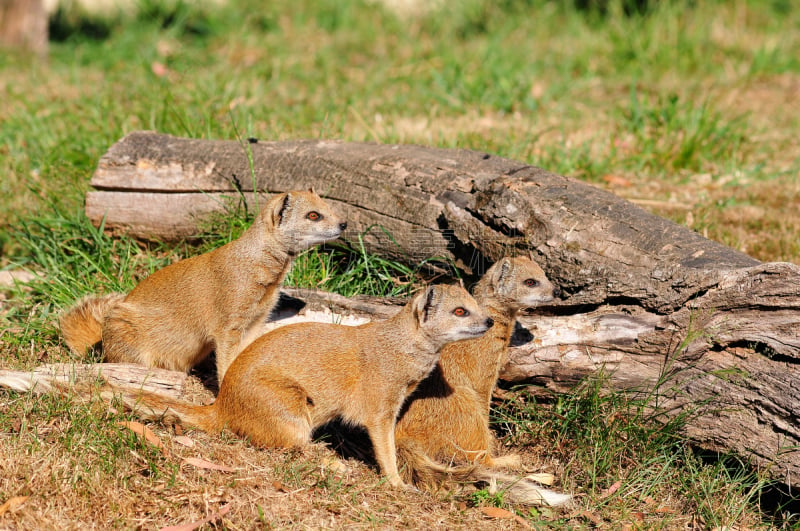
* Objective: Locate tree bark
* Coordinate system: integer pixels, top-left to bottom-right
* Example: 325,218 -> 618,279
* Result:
0,363 -> 187,398
0,0 -> 47,57
86,131 -> 800,485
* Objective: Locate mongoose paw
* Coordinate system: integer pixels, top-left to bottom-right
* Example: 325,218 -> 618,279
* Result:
320,456 -> 351,476
400,482 -> 421,493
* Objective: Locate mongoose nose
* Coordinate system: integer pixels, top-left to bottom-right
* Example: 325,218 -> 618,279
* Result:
553,286 -> 561,298
339,221 -> 348,231
485,317 -> 494,328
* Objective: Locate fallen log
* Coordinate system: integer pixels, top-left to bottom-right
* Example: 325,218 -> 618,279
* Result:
0,0 -> 47,57
0,363 -> 186,398
84,131 -> 800,485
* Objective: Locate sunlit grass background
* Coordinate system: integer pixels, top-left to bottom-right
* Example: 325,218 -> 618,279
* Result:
1,0 -> 799,527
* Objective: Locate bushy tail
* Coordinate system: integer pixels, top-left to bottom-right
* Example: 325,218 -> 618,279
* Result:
469,468 -> 573,507
396,439 -> 572,507
60,293 -> 126,355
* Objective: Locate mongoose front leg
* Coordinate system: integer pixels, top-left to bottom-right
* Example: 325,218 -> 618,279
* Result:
214,331 -> 245,383
368,418 -> 405,488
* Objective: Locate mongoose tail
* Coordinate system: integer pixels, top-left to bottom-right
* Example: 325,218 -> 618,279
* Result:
101,387 -> 223,434
396,439 -> 571,506
60,293 -> 125,355
0,367 -> 220,433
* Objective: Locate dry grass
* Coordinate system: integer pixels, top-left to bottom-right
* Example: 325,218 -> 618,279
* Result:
2,0 -> 799,527
345,71 -> 800,264
0,373 -> 564,530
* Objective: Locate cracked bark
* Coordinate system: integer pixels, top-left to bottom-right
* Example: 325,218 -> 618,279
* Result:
85,131 -> 800,485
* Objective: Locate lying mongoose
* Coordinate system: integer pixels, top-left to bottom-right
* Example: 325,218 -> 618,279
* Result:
393,256 -> 571,505
98,284 -> 492,488
60,189 -> 346,381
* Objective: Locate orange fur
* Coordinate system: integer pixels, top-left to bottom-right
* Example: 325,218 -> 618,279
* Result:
60,190 -> 345,382
107,284 -> 492,488
393,257 -> 571,505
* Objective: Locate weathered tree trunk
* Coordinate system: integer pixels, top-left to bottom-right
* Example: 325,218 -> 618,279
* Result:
0,0 -> 47,57
86,131 -> 800,485
0,363 -> 186,398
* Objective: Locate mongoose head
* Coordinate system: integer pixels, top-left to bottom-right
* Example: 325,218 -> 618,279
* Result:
264,189 -> 347,255
412,284 -> 493,349
477,255 -> 559,311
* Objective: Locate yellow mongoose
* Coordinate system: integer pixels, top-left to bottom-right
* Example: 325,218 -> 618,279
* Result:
102,284 -> 492,488
60,190 -> 346,381
394,256 -> 571,505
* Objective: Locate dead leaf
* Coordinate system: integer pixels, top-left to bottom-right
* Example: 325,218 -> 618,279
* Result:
600,479 -> 622,499
182,457 -> 236,472
579,510 -> 603,526
272,480 -> 290,493
173,436 -> 194,448
481,506 -> 513,519
524,473 -> 555,486
159,503 -> 231,531
480,506 -> 531,529
0,496 -> 29,517
118,421 -> 167,455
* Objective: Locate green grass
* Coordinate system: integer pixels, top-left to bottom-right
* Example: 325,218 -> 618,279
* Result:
192,201 -> 422,298
495,375 -> 776,528
1,0 -> 799,527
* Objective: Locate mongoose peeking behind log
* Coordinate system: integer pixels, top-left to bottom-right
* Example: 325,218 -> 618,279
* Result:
60,189 -> 346,382
393,256 -> 571,505
92,284 -> 493,489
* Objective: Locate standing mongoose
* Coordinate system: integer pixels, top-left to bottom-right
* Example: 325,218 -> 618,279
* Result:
393,256 -> 571,505
93,284 -> 492,488
60,189 -> 346,381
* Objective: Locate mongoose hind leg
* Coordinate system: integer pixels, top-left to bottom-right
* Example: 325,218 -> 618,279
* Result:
102,302 -> 210,372
101,305 -> 148,366
218,371 -> 313,449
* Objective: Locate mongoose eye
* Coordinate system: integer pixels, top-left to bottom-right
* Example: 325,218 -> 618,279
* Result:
525,279 -> 540,288
453,307 -> 469,317
307,211 -> 322,221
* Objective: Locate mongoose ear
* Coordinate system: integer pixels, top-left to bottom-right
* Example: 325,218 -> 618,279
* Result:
308,186 -> 316,194
271,193 -> 291,227
413,285 -> 437,325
